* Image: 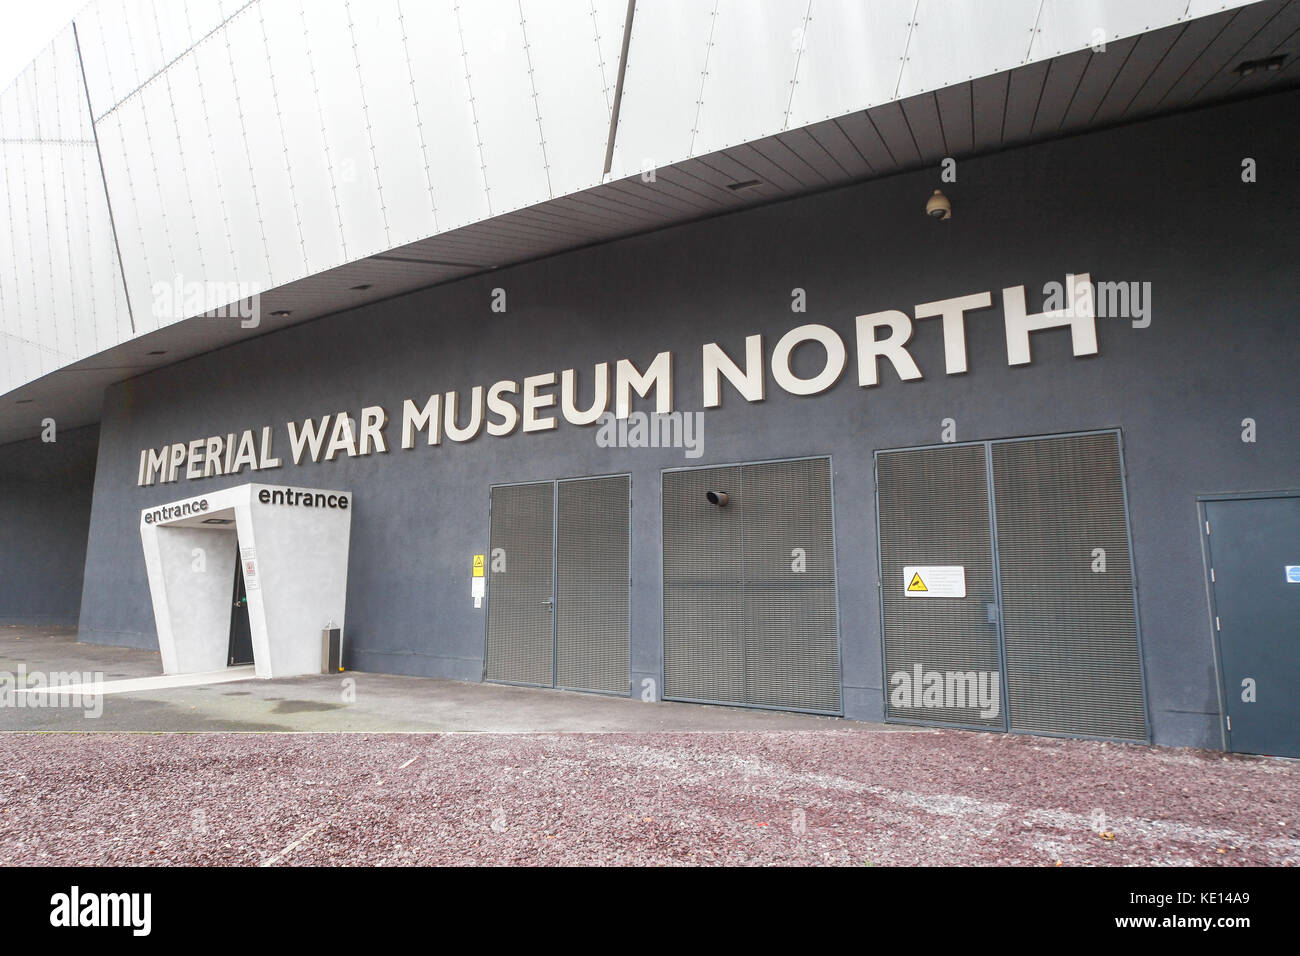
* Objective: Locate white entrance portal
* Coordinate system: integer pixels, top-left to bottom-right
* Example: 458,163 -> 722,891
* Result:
139,483 -> 353,678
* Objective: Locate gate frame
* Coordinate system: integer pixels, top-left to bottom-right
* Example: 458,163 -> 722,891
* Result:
482,471 -> 633,698
873,427 -> 1151,743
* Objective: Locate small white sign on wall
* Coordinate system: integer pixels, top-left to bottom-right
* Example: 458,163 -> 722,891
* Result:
241,547 -> 260,590
903,565 -> 966,598
1286,565 -> 1300,584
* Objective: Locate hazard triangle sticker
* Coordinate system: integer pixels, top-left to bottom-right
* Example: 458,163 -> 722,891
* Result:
907,571 -> 928,592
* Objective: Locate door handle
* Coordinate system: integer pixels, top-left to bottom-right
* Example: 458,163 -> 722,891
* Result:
542,598 -> 554,609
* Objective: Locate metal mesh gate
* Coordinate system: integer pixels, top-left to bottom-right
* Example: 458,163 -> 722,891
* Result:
557,476 -> 630,694
485,482 -> 554,686
991,433 -> 1147,740
486,476 -> 630,694
662,458 -> 841,714
877,444 -> 1004,728
875,431 -> 1147,741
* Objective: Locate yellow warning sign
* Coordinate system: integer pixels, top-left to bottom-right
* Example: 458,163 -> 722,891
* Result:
907,571 -> 928,592
472,554 -> 485,577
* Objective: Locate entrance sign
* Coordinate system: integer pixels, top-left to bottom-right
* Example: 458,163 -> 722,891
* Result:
903,566 -> 966,598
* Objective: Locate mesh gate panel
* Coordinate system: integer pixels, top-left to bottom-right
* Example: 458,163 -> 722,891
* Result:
742,458 -> 840,713
486,482 -> 555,686
877,445 -> 1004,728
992,434 -> 1147,740
556,476 -> 630,694
663,465 -> 745,704
663,459 -> 840,713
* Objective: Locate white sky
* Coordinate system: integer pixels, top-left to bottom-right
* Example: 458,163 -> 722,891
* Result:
0,0 -> 90,92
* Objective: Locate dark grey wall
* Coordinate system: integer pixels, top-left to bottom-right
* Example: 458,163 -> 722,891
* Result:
77,90 -> 1300,747
0,424 -> 99,626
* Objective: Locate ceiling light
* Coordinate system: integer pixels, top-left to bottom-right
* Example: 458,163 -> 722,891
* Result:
350,283 -> 372,291
270,309 -> 292,317
726,179 -> 761,191
1236,54 -> 1286,76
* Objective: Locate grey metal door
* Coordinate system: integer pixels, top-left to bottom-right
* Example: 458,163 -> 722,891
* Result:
991,433 -> 1147,741
556,476 -> 630,694
877,444 -> 1005,729
1203,495 -> 1300,758
662,458 -> 841,715
486,482 -> 555,686
486,476 -> 630,694
876,432 -> 1147,740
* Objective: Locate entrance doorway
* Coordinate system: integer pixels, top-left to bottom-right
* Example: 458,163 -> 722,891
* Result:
1201,493 -> 1300,758
875,431 -> 1148,741
228,550 -> 254,666
485,475 -> 631,695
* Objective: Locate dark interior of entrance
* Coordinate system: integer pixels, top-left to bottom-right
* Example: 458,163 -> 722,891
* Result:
227,548 -> 253,667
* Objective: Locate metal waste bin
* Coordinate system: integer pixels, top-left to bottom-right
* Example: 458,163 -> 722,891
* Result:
321,626 -> 343,674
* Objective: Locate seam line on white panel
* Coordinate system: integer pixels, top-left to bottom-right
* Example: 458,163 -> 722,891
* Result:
688,0 -> 721,157
783,0 -> 814,130
299,0 -> 349,261
893,1 -> 921,101
453,2 -> 491,215
188,42 -> 239,310
346,0 -> 391,248
517,0 -> 553,198
396,0 -> 439,233
223,16 -> 274,287
1024,0 -> 1046,64
92,1 -> 260,123
259,0 -> 308,274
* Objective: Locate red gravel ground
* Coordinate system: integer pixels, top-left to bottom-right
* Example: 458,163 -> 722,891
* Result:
0,731 -> 1295,866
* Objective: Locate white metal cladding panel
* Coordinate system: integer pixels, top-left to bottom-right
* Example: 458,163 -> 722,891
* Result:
220,5 -> 303,286
188,33 -> 272,297
103,97 -> 173,333
167,52 -> 241,295
77,0 -> 238,118
0,27 -> 127,390
518,0 -> 616,199
486,482 -> 556,687
991,434 -> 1147,742
556,476 -> 630,695
348,0 -> 435,249
784,0 -> 914,128
147,69 -> 207,318
689,0 -> 807,155
259,0 -> 345,274
898,0 -> 1042,98
1031,0 -> 1214,62
877,444 -> 1004,729
399,0 -> 489,233
300,0 -> 390,261
455,0 -> 553,214
662,465 -> 746,705
608,0 -> 716,179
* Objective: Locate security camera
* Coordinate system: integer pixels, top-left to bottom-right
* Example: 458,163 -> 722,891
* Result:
926,189 -> 951,220
706,491 -> 729,507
